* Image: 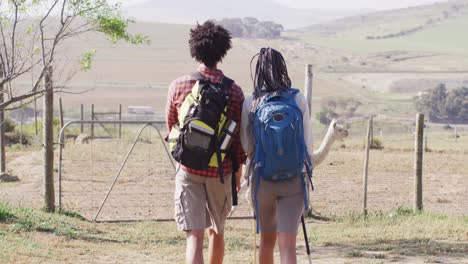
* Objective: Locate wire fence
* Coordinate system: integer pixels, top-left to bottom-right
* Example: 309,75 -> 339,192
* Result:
310,118 -> 468,216
57,115 -> 468,222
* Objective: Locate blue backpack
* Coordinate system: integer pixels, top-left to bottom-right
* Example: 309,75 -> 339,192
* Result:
251,88 -> 313,232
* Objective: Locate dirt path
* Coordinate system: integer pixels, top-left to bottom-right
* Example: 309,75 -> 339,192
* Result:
0,151 -> 44,208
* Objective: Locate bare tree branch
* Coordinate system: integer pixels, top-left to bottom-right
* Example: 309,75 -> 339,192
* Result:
0,19 -> 11,73
62,27 -> 98,40
4,96 -> 40,111
40,0 -> 60,65
60,0 -> 67,25
10,0 -> 19,76
0,50 -> 51,89
0,89 -> 44,109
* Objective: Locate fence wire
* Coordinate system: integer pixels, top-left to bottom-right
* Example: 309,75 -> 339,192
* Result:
59,121 -> 253,222
310,118 -> 468,216
59,117 -> 467,222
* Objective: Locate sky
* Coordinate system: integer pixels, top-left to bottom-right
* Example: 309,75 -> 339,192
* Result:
123,0 -> 446,10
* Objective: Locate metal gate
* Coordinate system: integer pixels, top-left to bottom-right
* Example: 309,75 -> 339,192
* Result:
57,120 -> 253,222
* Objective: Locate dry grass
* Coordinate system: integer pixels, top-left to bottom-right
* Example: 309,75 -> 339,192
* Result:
0,203 -> 467,263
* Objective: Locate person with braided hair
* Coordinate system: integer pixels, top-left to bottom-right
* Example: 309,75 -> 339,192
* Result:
240,47 -> 314,264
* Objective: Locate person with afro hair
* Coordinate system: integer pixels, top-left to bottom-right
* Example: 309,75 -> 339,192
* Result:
165,21 -> 246,264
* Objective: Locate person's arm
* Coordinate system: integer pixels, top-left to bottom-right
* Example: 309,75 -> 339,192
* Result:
296,93 -> 314,156
165,81 -> 178,137
230,84 -> 246,165
240,96 -> 254,156
230,84 -> 247,191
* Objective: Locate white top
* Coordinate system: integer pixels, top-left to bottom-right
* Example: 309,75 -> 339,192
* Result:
240,92 -> 314,158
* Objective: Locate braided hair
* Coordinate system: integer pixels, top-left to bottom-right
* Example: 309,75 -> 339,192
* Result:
251,47 -> 291,100
247,48 -> 292,142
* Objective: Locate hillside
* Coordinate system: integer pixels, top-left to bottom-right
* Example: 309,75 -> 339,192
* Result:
8,0 -> 468,121
12,22 -> 378,112
294,0 -> 468,56
303,0 -> 468,36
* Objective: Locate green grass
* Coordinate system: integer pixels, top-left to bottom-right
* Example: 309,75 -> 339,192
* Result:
0,205 -> 466,263
0,204 -> 15,222
7,208 -> 82,239
309,208 -> 468,258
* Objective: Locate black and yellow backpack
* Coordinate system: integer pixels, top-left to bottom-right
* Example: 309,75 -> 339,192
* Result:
168,72 -> 237,183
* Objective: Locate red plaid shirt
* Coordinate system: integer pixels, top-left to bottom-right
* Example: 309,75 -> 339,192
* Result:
165,65 -> 246,177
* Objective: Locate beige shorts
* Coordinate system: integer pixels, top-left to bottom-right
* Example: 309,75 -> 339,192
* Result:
252,175 -> 305,234
174,169 -> 232,234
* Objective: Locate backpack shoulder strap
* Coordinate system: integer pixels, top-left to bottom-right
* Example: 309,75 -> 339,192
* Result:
289,88 -> 300,96
221,76 -> 234,89
281,88 -> 300,106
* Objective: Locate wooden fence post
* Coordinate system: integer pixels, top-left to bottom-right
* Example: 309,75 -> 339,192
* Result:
59,98 -> 64,129
91,104 -> 94,139
119,104 -> 122,139
19,113 -> 23,147
304,64 -> 313,116
80,104 -> 84,133
363,116 -> 373,215
0,66 -> 5,175
304,64 -> 313,213
34,99 -> 38,136
414,113 -> 424,211
43,65 -> 55,212
59,98 -> 64,149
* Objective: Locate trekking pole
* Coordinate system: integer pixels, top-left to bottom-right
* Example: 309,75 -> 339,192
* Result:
301,215 -> 312,264
253,215 -> 257,264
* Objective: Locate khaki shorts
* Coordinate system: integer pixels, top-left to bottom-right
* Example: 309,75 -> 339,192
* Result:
252,175 -> 305,234
174,169 -> 232,234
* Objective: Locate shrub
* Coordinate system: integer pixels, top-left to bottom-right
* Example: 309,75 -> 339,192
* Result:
370,137 -> 384,150
3,117 -> 16,133
395,206 -> 419,216
5,131 -> 32,145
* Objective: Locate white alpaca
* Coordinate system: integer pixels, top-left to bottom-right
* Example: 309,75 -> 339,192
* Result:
232,119 -> 349,215
310,119 -> 349,166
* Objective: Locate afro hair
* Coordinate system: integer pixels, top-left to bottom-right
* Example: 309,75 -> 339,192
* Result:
189,21 -> 232,68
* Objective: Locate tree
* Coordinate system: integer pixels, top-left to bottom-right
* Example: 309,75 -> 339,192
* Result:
217,18 -> 243,37
415,83 -> 447,121
0,0 -> 148,210
0,0 -> 148,110
217,17 -> 284,39
415,84 -> 468,123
